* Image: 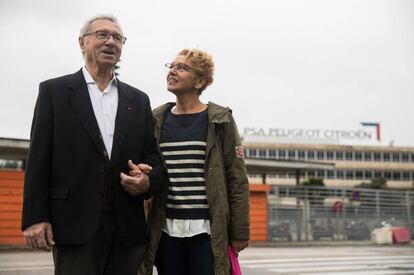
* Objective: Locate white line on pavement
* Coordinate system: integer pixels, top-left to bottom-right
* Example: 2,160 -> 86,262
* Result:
298,270 -> 414,275
268,263 -> 414,273
239,255 -> 414,264
243,258 -> 414,269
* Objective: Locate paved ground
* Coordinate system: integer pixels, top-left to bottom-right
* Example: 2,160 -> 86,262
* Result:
0,244 -> 413,274
238,245 -> 414,275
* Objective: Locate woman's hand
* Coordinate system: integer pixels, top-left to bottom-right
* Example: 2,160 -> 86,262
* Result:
231,240 -> 249,257
127,160 -> 152,177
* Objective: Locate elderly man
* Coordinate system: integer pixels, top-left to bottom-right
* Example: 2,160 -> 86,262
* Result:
21,14 -> 165,274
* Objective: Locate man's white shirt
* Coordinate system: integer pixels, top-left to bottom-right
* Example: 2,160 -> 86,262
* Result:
82,67 -> 118,159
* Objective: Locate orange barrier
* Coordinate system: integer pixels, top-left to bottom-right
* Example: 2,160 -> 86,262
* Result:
249,184 -> 271,241
0,170 -> 25,245
391,227 -> 411,244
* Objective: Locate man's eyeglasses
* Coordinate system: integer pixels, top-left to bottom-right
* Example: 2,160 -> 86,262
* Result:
165,63 -> 202,75
82,30 -> 127,45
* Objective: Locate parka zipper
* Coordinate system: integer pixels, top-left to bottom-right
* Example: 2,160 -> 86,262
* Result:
205,120 -> 221,274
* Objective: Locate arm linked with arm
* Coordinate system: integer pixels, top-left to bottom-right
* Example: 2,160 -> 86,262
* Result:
140,96 -> 166,199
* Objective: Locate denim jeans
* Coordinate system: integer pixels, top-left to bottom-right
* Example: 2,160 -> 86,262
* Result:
155,232 -> 215,275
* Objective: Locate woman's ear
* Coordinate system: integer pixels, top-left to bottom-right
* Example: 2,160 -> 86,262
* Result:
195,76 -> 207,90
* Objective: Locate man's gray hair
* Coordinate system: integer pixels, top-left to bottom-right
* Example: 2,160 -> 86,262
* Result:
80,14 -> 123,36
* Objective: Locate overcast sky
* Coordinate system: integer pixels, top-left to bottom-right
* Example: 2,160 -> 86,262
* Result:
1,0 -> 413,146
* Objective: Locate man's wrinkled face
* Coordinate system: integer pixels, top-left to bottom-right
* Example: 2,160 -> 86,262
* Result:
79,19 -> 123,69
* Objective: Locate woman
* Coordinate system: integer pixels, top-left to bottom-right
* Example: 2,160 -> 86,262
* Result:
142,49 -> 249,275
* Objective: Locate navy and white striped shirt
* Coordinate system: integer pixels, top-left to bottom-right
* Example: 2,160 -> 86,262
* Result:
159,109 -> 210,220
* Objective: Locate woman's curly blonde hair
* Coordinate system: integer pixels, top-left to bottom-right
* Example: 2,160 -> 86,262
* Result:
178,49 -> 214,94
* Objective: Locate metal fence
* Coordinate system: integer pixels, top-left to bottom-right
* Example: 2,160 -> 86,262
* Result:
268,185 -> 414,241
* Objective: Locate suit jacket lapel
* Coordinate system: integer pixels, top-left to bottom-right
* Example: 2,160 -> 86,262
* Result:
68,69 -> 110,163
110,81 -> 134,165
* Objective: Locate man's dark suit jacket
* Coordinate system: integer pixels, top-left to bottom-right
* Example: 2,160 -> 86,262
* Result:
22,69 -> 165,245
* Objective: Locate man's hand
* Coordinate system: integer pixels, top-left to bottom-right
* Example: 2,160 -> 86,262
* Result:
127,161 -> 152,177
231,240 -> 249,257
120,160 -> 151,196
23,222 -> 55,251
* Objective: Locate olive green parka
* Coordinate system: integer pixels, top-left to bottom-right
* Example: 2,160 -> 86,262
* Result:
140,102 -> 250,275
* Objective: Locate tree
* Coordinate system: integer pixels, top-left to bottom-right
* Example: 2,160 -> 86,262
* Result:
355,177 -> 387,189
302,177 -> 325,187
370,177 -> 387,189
301,177 -> 325,206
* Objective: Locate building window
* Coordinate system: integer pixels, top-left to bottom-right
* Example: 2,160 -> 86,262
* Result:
278,150 -> 286,159
384,171 -> 392,180
374,171 -> 382,178
269,150 -> 276,158
365,152 -> 373,161
259,149 -> 267,158
402,153 -> 409,162
392,153 -> 400,162
317,151 -> 325,160
393,172 -> 401,181
249,149 -> 257,157
298,150 -> 305,160
327,151 -> 334,160
327,170 -> 334,178
345,152 -> 353,161
317,170 -> 324,177
355,152 -> 362,161
374,152 -> 381,162
355,171 -> 363,179
336,151 -> 344,161
346,170 -> 354,179
308,151 -> 315,160
337,170 -> 344,179
402,172 -> 410,180
365,171 -> 373,179
288,150 -> 296,159
383,153 -> 391,162
0,159 -> 24,170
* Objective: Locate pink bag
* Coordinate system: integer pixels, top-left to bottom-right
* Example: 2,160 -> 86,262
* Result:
227,246 -> 242,275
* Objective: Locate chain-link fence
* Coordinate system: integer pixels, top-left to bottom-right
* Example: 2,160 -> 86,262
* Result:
268,186 -> 414,241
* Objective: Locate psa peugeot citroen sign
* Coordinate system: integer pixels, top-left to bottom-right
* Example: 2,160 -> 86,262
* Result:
243,122 -> 381,145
